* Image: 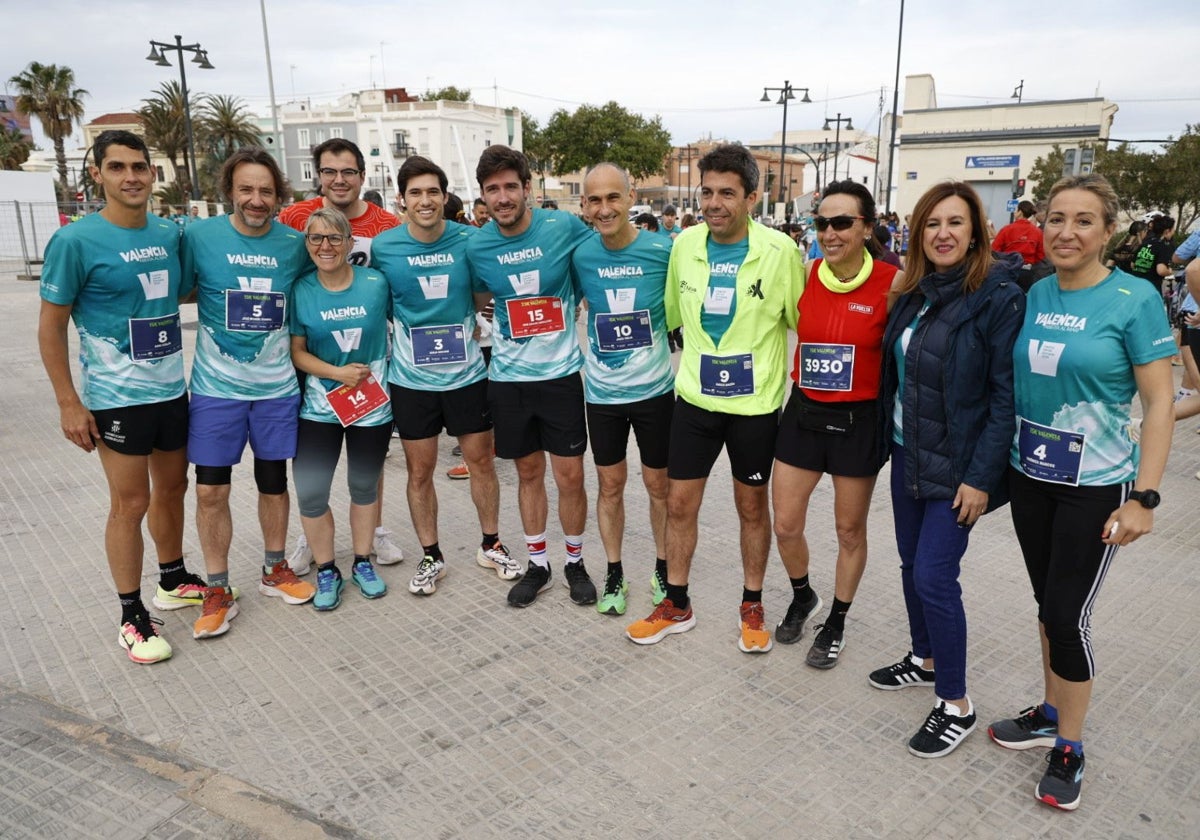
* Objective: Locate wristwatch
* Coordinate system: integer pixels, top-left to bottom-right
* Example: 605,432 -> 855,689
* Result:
1129,489 -> 1161,509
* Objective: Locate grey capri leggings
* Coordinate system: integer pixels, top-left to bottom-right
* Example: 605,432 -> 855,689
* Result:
293,418 -> 392,518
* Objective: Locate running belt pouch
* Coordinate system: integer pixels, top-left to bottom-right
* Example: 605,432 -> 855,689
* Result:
795,400 -> 854,435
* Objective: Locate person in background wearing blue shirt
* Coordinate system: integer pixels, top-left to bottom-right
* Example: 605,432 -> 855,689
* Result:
988,175 -> 1174,812
574,163 -> 675,617
660,204 -> 682,239
38,130 -> 196,664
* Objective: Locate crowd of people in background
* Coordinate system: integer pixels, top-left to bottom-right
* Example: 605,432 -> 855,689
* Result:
37,128 -> 1197,816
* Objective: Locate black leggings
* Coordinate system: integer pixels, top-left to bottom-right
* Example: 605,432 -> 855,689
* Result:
293,419 -> 391,518
1008,468 -> 1128,682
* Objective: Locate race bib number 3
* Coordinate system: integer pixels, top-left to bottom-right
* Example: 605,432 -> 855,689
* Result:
226,289 -> 285,332
1018,418 -> 1085,486
595,310 -> 652,352
128,312 -> 182,361
700,353 -> 754,397
799,343 -> 855,391
326,375 -> 389,427
410,324 -> 467,366
506,296 -> 566,338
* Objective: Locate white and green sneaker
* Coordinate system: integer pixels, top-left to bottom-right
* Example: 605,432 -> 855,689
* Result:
408,555 -> 446,596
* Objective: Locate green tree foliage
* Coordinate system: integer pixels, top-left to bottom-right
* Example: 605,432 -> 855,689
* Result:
7,62 -> 88,194
540,102 -> 672,182
423,86 -> 471,102
1029,128 -> 1200,231
139,81 -> 196,199
196,94 -> 263,200
521,113 -> 549,174
0,126 -> 33,169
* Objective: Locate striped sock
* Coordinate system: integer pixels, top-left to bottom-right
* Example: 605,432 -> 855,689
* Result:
525,533 -> 549,570
565,534 -> 583,565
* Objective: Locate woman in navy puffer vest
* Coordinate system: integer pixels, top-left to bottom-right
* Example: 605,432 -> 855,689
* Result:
866,181 -> 1025,760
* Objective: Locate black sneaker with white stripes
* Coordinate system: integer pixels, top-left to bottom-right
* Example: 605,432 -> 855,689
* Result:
868,652 -> 936,690
804,623 -> 844,669
908,700 -> 976,758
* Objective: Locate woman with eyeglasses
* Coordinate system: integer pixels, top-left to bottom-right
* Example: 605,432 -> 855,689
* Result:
289,208 -> 392,611
868,182 -> 1025,759
771,181 -> 903,669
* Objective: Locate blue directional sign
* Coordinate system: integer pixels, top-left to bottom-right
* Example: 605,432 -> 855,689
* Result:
1007,199 -> 1020,212
965,155 -> 1019,168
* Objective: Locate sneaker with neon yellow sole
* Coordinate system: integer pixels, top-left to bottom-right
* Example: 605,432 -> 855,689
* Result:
118,613 -> 172,664
153,573 -> 241,610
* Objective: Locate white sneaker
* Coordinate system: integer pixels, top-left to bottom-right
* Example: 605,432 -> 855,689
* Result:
288,534 -> 313,576
477,542 -> 522,580
372,528 -> 404,565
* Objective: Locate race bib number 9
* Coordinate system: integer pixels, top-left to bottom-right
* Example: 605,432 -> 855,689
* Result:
700,353 -> 754,397
410,324 -> 467,366
506,296 -> 566,339
799,343 -> 854,391
128,312 -> 182,361
1018,418 -> 1085,486
326,374 -> 389,427
595,310 -> 652,352
226,290 -> 285,331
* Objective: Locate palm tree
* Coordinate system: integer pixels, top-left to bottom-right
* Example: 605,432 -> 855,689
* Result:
7,62 -> 88,195
138,81 -> 195,198
198,94 -> 261,160
0,126 -> 33,170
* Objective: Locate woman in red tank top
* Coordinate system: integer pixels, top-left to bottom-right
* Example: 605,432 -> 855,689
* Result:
770,180 -> 903,669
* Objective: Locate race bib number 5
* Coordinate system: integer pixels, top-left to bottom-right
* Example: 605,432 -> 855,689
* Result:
1018,418 -> 1085,485
128,312 -> 182,361
326,374 -> 389,427
700,353 -> 754,397
226,289 -> 285,331
506,296 -> 566,339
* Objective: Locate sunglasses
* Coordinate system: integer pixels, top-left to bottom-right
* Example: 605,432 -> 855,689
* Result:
814,215 -> 864,232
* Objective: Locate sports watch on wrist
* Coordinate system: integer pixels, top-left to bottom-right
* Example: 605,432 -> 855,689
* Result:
1128,489 -> 1161,509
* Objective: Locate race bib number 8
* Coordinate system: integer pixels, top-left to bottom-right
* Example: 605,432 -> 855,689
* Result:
326,374 -> 389,427
128,312 -> 182,361
595,310 -> 652,352
506,296 -> 566,338
1018,418 -> 1085,485
799,343 -> 855,391
700,353 -> 754,397
226,289 -> 285,332
410,324 -> 467,366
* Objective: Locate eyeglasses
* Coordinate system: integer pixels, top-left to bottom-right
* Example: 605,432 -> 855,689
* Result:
305,233 -> 347,246
317,167 -> 362,180
814,215 -> 865,232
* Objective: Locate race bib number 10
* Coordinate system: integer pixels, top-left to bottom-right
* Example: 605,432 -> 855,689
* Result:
595,310 -> 652,352
506,296 -> 566,338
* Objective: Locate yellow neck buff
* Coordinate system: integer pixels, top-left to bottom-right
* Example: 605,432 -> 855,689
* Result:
817,249 -> 874,293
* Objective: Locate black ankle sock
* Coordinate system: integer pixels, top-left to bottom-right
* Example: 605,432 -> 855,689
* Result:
742,588 -> 762,603
318,561 -> 340,575
158,557 -> 188,590
789,575 -> 813,604
655,557 -> 668,577
118,590 -> 145,624
665,582 -> 689,610
606,561 -> 624,581
353,554 -> 371,566
825,597 -> 852,631
482,533 -> 499,549
423,543 -> 443,560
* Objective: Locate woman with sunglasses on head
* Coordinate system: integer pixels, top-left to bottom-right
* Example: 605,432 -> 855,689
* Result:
772,181 -> 904,668
987,175 -> 1173,811
290,208 -> 392,611
868,182 -> 1025,759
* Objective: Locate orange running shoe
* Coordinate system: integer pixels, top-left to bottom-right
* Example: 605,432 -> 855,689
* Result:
259,561 -> 316,605
625,599 -> 696,645
447,461 -> 470,480
193,588 -> 238,639
738,600 -> 772,653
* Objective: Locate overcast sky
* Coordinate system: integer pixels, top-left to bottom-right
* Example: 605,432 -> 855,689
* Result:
5,0 -> 1197,152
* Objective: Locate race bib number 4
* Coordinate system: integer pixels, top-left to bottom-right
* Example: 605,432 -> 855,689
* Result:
700,353 -> 754,397
595,310 -> 652,352
326,374 -> 389,427
506,296 -> 566,338
128,312 -> 182,361
1018,417 -> 1085,485
226,289 -> 285,332
410,324 -> 467,366
799,343 -> 855,391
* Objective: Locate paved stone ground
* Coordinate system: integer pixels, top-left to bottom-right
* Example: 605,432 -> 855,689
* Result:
2,275 -> 1197,838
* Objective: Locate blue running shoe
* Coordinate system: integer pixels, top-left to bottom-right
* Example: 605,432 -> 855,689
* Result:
313,566 -> 344,612
352,559 -> 387,599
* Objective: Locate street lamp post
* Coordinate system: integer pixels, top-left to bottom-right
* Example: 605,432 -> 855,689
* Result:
760,80 -> 811,216
823,113 -> 853,183
147,35 -> 213,202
